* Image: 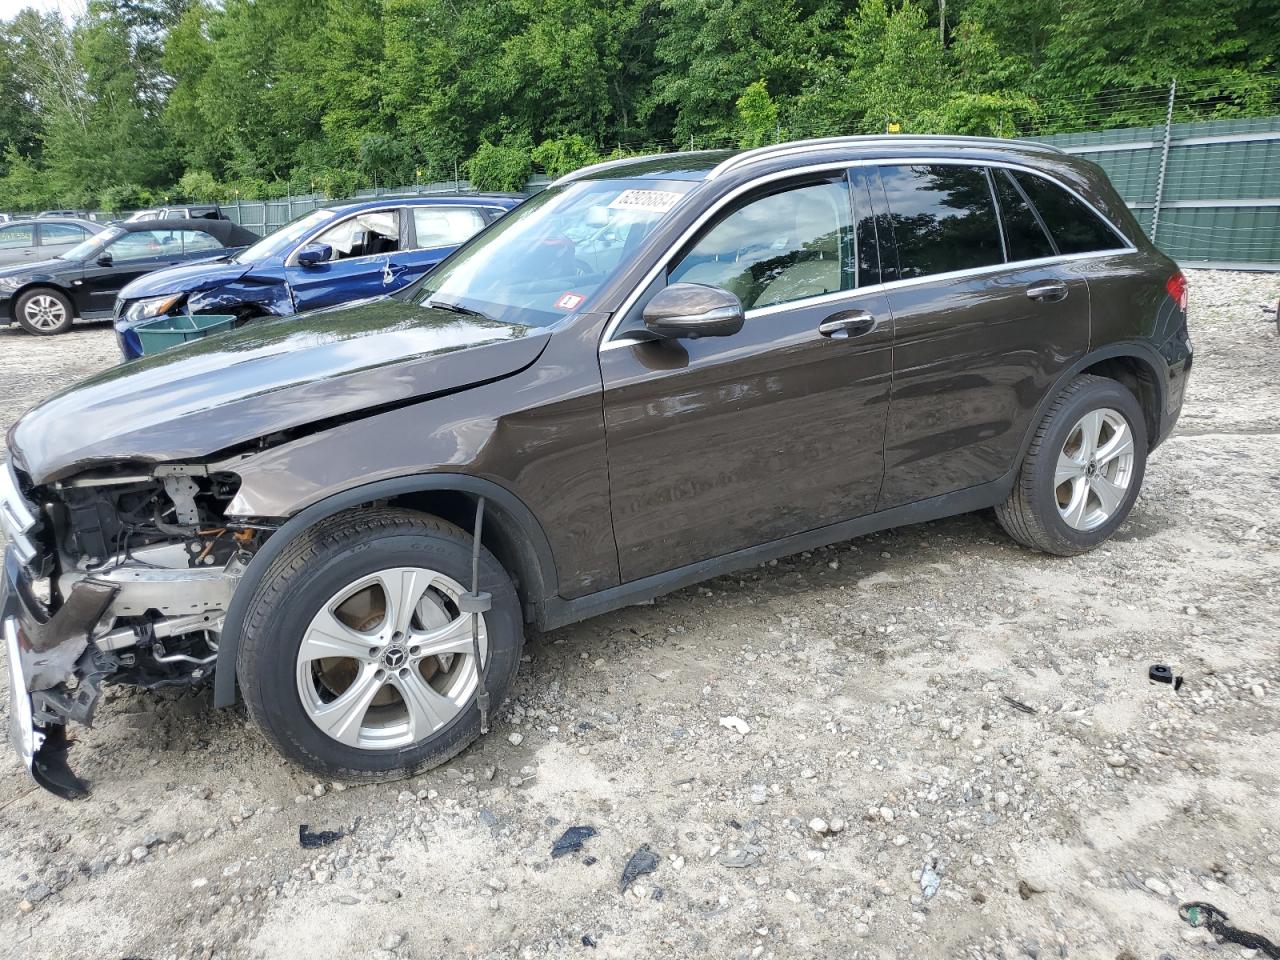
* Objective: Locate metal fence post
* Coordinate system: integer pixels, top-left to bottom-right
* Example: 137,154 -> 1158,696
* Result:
1150,78 -> 1177,244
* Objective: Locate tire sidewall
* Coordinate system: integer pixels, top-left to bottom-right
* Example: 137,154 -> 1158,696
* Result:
16,287 -> 74,335
245,528 -> 521,777
1034,380 -> 1148,549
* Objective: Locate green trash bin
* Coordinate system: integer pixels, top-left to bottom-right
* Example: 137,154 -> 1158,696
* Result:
135,314 -> 237,357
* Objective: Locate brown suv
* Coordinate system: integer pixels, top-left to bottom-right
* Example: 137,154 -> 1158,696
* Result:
2,136 -> 1192,796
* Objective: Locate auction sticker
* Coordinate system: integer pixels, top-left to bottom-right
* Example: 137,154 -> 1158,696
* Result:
555,292 -> 587,311
607,189 -> 684,213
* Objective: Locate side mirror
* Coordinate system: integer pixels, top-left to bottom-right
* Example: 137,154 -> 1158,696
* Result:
96,252 -> 112,267
642,282 -> 744,340
296,242 -> 332,267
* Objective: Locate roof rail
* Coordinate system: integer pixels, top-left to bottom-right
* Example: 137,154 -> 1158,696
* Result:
707,134 -> 1066,179
549,153 -> 670,188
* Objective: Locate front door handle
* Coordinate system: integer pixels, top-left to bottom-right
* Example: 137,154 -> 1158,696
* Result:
1026,281 -> 1069,303
819,309 -> 881,338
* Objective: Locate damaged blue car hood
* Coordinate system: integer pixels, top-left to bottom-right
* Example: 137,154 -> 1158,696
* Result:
8,297 -> 550,484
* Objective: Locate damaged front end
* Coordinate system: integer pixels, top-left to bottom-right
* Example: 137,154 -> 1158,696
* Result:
1,457 -> 260,798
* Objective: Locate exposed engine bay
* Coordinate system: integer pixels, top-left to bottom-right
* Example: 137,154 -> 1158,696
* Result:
3,461 -> 268,796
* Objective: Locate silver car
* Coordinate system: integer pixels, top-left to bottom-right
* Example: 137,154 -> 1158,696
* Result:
0,218 -> 102,267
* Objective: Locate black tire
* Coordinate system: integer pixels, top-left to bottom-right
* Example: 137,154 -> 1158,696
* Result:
15,287 -> 75,335
996,374 -> 1148,556
237,507 -> 523,781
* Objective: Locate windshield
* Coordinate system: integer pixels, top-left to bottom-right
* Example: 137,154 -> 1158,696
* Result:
409,178 -> 697,326
62,226 -> 121,261
235,208 -> 333,263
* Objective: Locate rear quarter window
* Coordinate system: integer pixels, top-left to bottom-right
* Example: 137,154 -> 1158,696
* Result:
879,165 -> 1004,279
1011,171 -> 1124,254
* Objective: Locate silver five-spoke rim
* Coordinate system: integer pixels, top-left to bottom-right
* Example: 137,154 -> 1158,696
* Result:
24,294 -> 67,331
296,566 -> 487,751
1055,407 -> 1135,531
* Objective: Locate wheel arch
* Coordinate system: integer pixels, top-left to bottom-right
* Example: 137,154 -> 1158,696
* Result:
1018,343 -> 1168,465
213,473 -> 560,708
7,281 -> 77,324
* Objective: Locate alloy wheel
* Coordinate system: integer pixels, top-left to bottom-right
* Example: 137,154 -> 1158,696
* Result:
1055,407 -> 1135,531
24,294 -> 68,332
295,566 -> 487,751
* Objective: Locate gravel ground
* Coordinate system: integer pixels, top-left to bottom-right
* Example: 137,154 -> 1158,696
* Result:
1,269 -> 1278,960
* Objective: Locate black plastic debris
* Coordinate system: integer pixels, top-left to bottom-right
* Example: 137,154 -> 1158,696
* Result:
552,825 -> 598,859
619,844 -> 659,893
1149,664 -> 1185,691
299,820 -> 356,848
582,856 -> 598,866
581,935 -> 598,948
1181,902 -> 1280,958
1002,695 -> 1037,715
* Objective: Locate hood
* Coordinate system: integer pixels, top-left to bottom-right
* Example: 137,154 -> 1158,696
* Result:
9,297 -> 551,484
0,258 -> 72,282
118,258 -> 251,301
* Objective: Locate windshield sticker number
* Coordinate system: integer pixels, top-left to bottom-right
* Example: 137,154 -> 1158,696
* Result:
607,189 -> 684,214
555,292 -> 586,311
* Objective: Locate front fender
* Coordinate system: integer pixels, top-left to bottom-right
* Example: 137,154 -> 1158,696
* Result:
212,473 -> 559,707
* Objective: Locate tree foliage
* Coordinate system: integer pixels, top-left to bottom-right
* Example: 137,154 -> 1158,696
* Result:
0,0 -> 1276,209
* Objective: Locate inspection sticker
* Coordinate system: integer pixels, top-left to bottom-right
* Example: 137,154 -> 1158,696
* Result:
555,292 -> 587,311
607,189 -> 685,213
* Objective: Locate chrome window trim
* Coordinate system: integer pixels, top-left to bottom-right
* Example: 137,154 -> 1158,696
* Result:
599,156 -> 1136,350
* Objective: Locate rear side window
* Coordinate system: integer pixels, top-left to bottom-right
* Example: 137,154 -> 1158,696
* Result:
38,223 -> 88,244
669,177 -> 856,310
177,229 -> 223,253
413,207 -> 486,248
879,165 -> 1003,279
992,170 -> 1056,261
1011,171 -> 1121,254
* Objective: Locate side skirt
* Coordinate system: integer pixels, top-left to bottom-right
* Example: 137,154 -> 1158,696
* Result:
537,468 -> 1016,631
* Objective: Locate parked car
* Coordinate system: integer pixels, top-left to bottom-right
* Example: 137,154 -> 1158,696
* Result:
127,205 -> 228,222
1,136 -> 1192,796
36,209 -> 89,219
0,218 -> 258,335
0,217 -> 103,268
112,195 -> 520,359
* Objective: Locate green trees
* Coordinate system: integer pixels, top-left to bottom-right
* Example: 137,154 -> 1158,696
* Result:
0,0 -> 1277,210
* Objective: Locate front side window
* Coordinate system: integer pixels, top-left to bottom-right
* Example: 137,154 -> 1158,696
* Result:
410,177 -> 697,327
669,177 -> 854,310
1012,171 -> 1122,254
880,164 -> 1003,279
0,224 -> 34,248
107,229 -> 182,261
312,210 -> 401,261
38,223 -> 88,245
992,170 -> 1056,262
413,207 -> 486,248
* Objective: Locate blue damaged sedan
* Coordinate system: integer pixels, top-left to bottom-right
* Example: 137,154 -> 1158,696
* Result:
113,194 -> 521,358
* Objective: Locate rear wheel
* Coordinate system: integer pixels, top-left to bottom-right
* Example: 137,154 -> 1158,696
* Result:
996,374 -> 1147,555
238,507 -> 523,780
15,287 -> 74,335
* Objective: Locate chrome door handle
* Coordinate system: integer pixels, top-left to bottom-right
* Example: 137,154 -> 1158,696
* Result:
819,309 -> 880,338
1026,281 -> 1069,302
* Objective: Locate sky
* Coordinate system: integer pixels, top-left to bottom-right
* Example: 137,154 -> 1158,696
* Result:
0,0 -> 81,21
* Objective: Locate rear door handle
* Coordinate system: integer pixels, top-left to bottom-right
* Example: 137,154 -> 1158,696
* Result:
1026,281 -> 1069,303
819,309 -> 881,338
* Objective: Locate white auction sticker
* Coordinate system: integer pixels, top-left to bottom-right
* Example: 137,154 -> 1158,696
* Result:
607,189 -> 684,213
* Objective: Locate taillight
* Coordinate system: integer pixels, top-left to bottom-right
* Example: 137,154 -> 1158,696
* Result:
1166,272 -> 1188,312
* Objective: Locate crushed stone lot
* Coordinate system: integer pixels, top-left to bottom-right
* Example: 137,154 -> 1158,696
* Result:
1,268 -> 1278,960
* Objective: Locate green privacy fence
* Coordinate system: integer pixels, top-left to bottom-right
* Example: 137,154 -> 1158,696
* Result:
1034,114 -> 1280,270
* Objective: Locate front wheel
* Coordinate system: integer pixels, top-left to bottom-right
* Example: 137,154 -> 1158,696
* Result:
237,508 -> 524,781
996,374 -> 1148,556
15,287 -> 74,335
